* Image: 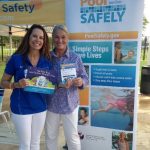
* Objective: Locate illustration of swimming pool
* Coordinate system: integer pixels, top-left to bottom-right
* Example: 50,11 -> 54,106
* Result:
91,101 -> 132,131
120,41 -> 137,64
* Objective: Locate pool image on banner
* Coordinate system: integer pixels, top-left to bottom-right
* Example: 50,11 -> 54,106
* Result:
91,87 -> 134,131
114,41 -> 138,64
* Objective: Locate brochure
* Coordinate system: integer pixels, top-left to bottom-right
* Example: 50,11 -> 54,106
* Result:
60,63 -> 77,84
24,67 -> 55,94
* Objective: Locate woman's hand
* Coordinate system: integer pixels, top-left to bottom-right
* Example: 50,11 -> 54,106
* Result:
73,77 -> 83,87
64,77 -> 83,89
65,79 -> 73,89
18,79 -> 30,88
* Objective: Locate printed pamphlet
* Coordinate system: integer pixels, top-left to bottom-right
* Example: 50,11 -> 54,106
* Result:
24,67 -> 55,94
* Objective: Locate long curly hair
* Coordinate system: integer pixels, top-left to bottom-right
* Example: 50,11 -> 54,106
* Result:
14,24 -> 50,60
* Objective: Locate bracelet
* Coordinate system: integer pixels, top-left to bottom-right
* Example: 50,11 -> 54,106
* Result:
14,82 -> 20,88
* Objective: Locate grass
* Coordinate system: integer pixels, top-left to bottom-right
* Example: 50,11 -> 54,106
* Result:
0,48 -> 15,80
0,61 -> 6,80
139,49 -> 149,84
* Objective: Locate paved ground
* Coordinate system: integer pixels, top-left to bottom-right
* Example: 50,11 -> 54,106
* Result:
0,90 -> 150,150
137,94 -> 150,150
0,90 -> 65,150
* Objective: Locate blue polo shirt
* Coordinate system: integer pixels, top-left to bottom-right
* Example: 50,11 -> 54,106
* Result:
5,54 -> 52,115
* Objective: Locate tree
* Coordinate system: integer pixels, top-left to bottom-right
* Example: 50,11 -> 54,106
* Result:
143,16 -> 149,31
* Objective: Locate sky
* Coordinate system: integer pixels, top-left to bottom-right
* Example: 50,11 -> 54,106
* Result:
143,0 -> 150,36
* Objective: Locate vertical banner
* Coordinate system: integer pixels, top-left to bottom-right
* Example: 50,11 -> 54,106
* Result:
66,0 -> 144,150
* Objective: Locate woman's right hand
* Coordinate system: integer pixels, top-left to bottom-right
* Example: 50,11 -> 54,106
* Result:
65,79 -> 73,89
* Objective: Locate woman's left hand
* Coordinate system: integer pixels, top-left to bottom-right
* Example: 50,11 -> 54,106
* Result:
73,77 -> 83,87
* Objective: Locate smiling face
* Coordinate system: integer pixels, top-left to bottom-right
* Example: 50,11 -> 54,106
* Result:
53,29 -> 68,53
80,108 -> 88,118
80,110 -> 86,118
29,28 -> 44,52
128,50 -> 134,58
119,132 -> 126,140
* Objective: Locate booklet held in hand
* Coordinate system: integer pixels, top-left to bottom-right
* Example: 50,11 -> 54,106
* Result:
24,67 -> 55,94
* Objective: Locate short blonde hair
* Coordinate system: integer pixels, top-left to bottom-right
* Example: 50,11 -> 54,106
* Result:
52,25 -> 68,37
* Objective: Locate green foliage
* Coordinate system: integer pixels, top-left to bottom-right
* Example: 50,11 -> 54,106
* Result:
143,16 -> 149,31
0,61 -> 5,80
127,133 -> 133,141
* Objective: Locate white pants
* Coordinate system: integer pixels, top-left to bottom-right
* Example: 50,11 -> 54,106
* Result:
45,107 -> 81,150
12,111 -> 47,150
